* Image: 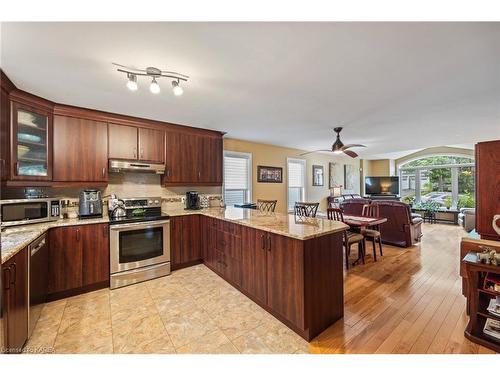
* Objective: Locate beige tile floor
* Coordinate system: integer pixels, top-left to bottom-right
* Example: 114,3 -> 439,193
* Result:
25,264 -> 309,354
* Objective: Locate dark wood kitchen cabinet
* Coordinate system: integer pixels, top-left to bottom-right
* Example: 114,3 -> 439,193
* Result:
265,233 -> 304,329
53,115 -> 108,182
108,123 -> 165,163
475,140 -> 500,241
48,223 -> 109,298
241,226 -> 268,306
170,215 -> 202,269
81,224 -> 110,286
164,131 -> 223,186
2,247 -> 29,353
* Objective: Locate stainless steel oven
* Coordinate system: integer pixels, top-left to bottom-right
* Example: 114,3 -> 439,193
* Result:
0,198 -> 60,227
110,219 -> 170,289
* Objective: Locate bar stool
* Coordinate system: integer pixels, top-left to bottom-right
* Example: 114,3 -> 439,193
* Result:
257,199 -> 277,213
294,202 -> 320,218
327,207 -> 365,269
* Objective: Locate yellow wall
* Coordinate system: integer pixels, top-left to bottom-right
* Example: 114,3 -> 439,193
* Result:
223,138 -> 361,213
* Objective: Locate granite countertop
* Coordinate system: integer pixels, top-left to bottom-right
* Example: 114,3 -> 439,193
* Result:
168,206 -> 349,240
2,207 -> 348,264
1,217 -> 110,264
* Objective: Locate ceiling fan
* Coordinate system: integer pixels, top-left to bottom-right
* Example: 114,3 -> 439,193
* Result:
300,127 -> 366,158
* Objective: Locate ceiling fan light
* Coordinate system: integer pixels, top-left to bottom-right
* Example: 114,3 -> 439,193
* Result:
149,77 -> 160,94
172,80 -> 183,96
126,74 -> 138,91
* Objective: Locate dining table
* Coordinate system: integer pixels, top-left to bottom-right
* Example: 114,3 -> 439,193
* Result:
317,212 -> 388,265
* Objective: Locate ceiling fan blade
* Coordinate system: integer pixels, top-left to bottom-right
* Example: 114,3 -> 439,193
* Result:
343,150 -> 359,158
341,144 -> 366,151
299,150 -> 332,156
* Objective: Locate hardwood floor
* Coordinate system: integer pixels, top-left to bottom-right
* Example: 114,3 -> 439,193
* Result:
310,223 -> 497,354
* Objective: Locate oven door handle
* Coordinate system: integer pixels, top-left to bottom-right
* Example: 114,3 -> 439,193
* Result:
110,220 -> 170,230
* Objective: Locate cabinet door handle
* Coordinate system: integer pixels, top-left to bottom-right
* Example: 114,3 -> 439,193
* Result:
76,229 -> 80,242
102,167 -> 106,178
140,148 -> 144,158
267,236 -> 271,251
10,263 -> 16,286
198,171 -> 201,179
261,234 -> 265,250
3,266 -> 10,290
133,147 -> 137,158
16,162 -> 20,174
167,169 -> 171,178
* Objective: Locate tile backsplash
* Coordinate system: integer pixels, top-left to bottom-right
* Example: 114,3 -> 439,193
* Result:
1,172 -> 223,214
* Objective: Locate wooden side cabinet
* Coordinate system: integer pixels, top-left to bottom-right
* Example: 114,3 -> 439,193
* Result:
48,223 -> 109,298
2,247 -> 29,353
475,140 -> 500,241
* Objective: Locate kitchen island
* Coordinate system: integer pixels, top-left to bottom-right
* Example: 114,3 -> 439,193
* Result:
194,207 -> 349,341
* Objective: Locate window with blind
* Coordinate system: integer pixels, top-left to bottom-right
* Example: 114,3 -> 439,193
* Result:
287,158 -> 306,211
223,151 -> 252,207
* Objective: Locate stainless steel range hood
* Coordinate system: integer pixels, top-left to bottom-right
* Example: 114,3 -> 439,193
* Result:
109,160 -> 165,174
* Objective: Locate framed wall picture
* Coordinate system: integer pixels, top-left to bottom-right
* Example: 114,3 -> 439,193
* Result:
257,165 -> 283,183
329,162 -> 336,189
312,165 -> 324,186
344,164 -> 356,190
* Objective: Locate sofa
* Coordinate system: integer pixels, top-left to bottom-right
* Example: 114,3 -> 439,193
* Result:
340,198 -> 423,247
458,208 -> 476,232
339,198 -> 371,215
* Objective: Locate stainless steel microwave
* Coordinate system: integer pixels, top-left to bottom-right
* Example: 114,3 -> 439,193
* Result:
0,198 -> 61,227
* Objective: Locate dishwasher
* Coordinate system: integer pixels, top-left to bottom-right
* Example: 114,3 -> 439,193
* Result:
29,234 -> 49,337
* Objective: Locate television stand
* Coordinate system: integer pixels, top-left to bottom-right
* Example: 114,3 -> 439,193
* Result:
367,194 -> 400,201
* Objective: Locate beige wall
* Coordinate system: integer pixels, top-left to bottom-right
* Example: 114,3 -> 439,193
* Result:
223,138 -> 360,213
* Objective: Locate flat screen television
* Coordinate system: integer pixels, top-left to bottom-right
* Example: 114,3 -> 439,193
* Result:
365,176 -> 400,195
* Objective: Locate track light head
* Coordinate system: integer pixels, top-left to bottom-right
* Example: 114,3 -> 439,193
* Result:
149,77 -> 160,94
126,73 -> 138,91
172,80 -> 183,96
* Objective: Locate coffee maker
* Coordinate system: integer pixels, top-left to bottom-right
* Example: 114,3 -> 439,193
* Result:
185,191 -> 200,210
79,189 -> 103,218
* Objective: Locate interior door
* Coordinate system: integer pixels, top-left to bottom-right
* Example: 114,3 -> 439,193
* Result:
108,123 -> 137,160
53,116 -> 108,181
138,127 -> 164,163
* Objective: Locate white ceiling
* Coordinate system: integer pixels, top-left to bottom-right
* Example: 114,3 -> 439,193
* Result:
1,22 -> 499,158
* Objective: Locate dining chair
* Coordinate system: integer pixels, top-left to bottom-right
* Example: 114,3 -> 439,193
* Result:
327,208 -> 365,270
294,202 -> 319,218
257,199 -> 277,213
361,203 -> 383,261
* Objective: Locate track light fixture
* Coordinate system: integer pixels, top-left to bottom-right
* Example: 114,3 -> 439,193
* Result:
113,63 -> 188,96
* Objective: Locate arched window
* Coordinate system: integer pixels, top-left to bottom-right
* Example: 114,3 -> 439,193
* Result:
399,155 -> 475,209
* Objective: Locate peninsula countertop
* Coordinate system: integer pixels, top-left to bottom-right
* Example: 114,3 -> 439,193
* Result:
2,207 -> 348,264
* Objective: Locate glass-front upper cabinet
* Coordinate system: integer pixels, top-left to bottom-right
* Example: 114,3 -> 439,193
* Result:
12,101 -> 52,180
